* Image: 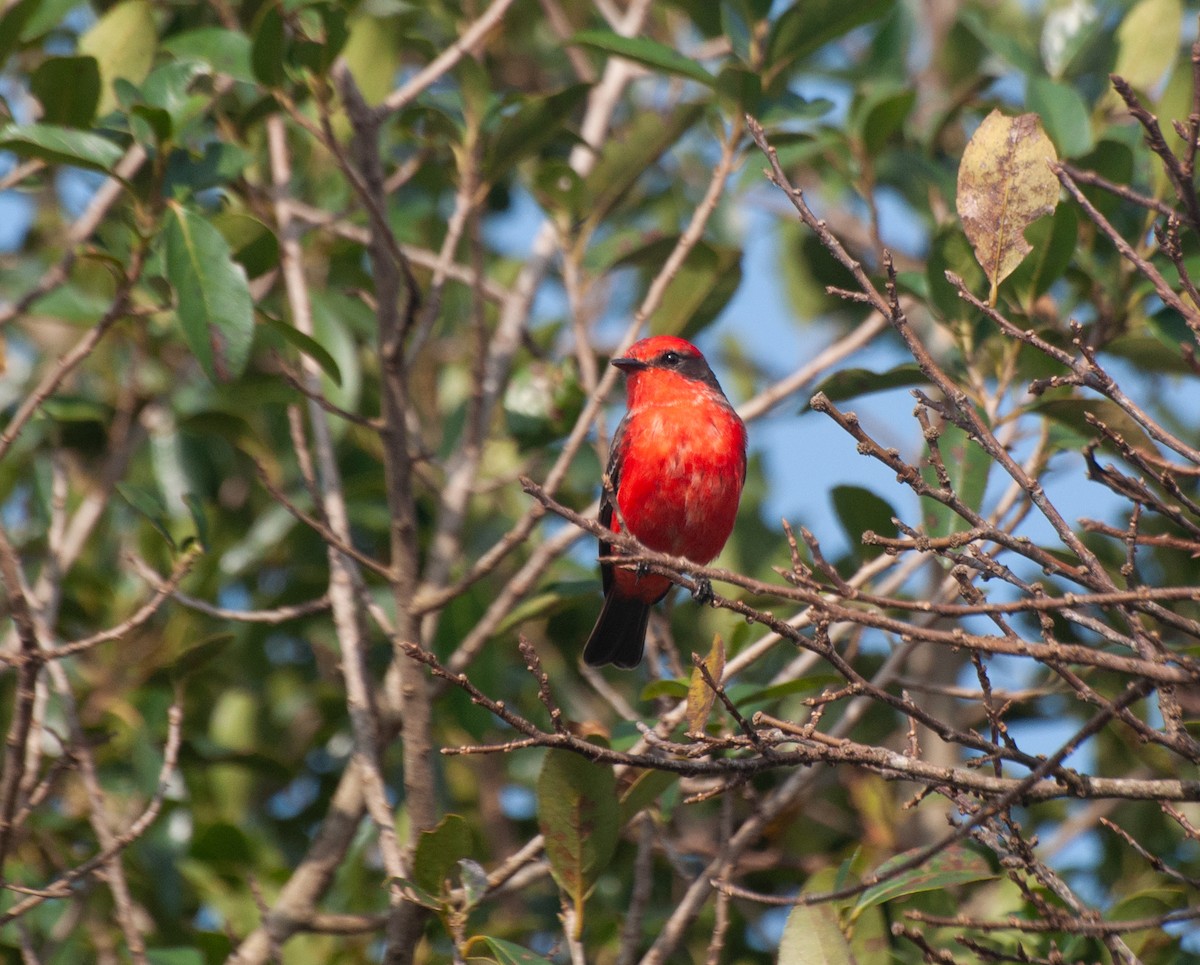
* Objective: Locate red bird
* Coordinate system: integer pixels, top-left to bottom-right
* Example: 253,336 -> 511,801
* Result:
584,336 -> 747,669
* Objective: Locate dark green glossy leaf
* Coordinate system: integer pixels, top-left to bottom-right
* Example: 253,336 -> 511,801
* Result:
639,678 -> 689,702
260,314 -> 342,387
251,2 -> 287,86
116,482 -> 176,549
767,0 -> 894,74
856,86 -> 915,157
810,364 -> 927,405
571,30 -> 714,86
0,123 -> 124,172
164,202 -> 255,383
413,813 -> 472,899
831,485 -> 898,561
1006,203 -> 1078,306
484,84 -> 590,183
31,57 -> 100,128
582,102 -> 706,231
0,0 -> 40,63
854,843 -> 994,912
616,237 -> 742,339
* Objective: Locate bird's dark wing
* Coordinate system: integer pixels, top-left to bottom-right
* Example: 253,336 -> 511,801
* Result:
598,413 -> 631,595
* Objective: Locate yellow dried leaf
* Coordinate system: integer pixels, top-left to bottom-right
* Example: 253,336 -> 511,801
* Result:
957,110 -> 1059,303
685,634 -> 726,734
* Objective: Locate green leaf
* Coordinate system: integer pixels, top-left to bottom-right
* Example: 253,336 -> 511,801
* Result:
473,937 -> 554,964
1033,398 -> 1157,455
855,86 -> 915,157
0,123 -> 125,173
777,903 -> 854,965
854,843 -> 994,913
78,0 -> 158,116
116,482 -> 176,549
810,363 -> 927,405
571,30 -> 715,86
927,226 -> 986,322
618,768 -> 679,825
211,212 -> 280,279
413,814 -> 472,899
537,749 -> 619,918
734,676 -> 843,710
0,0 -> 39,63
182,493 -> 209,550
831,485 -> 898,561
260,314 -> 342,387
582,102 -> 706,231
639,678 -> 688,702
341,14 -> 401,106
31,57 -> 101,128
615,237 -> 742,339
252,2 -> 287,86
162,27 -> 256,83
956,7 -> 1040,75
146,950 -> 205,965
164,202 -> 255,383
1027,76 -> 1093,158
484,84 -> 590,183
921,422 -> 991,538
1006,203 -> 1078,306
766,0 -> 894,75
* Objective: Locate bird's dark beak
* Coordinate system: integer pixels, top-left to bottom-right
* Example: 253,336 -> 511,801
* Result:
612,356 -> 649,373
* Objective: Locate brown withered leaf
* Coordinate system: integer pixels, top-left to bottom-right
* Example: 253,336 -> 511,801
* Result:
685,634 -> 726,734
957,110 -> 1059,303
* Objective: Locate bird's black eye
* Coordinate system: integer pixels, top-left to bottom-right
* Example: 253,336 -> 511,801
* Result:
660,351 -> 682,367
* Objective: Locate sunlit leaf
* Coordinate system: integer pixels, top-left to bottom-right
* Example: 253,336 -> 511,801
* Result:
778,903 -> 854,965
957,110 -> 1060,302
685,634 -> 725,733
78,0 -> 157,116
1113,0 -> 1181,92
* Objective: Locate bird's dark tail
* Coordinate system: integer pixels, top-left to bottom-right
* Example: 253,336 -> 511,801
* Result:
583,592 -> 650,669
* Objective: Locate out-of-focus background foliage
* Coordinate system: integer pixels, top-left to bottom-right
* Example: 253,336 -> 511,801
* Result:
1,0 -> 1199,962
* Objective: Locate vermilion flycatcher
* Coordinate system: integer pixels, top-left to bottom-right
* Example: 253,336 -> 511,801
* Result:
583,336 -> 747,669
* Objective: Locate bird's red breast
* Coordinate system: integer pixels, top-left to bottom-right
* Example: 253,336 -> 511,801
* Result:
605,336 -> 747,603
